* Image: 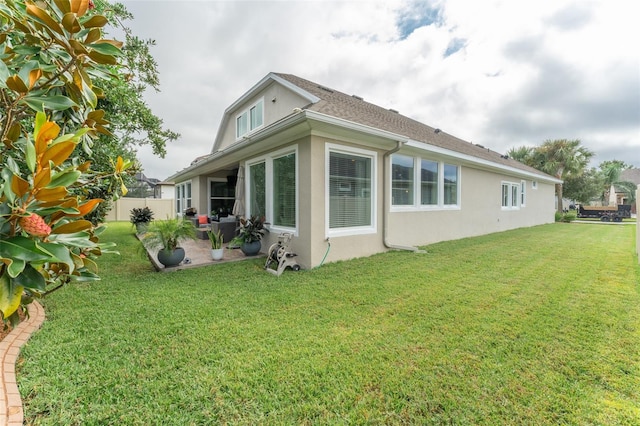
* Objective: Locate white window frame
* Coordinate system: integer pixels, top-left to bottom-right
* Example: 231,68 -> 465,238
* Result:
532,181 -> 538,190
325,143 -> 378,238
245,145 -> 299,235
501,181 -> 520,210
390,155 -> 461,211
520,180 -> 526,207
391,154 -> 414,206
236,98 -> 264,139
175,181 -> 192,216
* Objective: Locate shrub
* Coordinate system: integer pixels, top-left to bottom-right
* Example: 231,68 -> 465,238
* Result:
556,211 -> 577,223
130,207 -> 154,225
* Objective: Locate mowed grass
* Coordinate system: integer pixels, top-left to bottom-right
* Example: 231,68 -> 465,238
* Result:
18,222 -> 640,425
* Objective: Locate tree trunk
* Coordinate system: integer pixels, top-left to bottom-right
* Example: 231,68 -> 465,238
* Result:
556,183 -> 563,213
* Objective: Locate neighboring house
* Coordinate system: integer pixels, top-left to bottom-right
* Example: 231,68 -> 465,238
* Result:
127,172 -> 158,198
613,168 -> 640,213
167,73 -> 560,268
154,181 -> 175,200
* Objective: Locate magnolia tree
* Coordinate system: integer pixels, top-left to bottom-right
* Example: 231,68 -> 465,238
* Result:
0,0 -> 132,325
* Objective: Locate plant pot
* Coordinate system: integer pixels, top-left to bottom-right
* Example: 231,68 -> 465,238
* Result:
135,222 -> 148,234
241,241 -> 261,256
157,247 -> 185,267
211,248 -> 224,260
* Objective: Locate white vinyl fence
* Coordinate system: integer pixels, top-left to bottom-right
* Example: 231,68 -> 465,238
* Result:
105,198 -> 175,222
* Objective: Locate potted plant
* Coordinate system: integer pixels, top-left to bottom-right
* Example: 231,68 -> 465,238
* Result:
234,216 -> 267,256
207,228 -> 224,260
130,207 -> 154,234
142,218 -> 197,267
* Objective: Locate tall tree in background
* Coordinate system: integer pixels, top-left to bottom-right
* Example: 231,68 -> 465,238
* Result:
598,160 -> 635,205
562,168 -> 603,204
80,1 -> 179,221
508,139 -> 593,213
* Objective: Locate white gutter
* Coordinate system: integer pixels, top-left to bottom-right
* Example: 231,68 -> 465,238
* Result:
382,141 -> 426,253
405,140 -> 563,184
305,110 -> 561,184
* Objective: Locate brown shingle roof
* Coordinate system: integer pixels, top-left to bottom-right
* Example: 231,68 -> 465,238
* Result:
275,73 -> 550,178
620,168 -> 640,185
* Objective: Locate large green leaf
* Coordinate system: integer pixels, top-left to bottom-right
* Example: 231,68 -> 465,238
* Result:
48,170 -> 82,188
37,241 -> 75,274
22,95 -> 77,111
6,257 -> 26,278
12,264 -> 46,292
25,139 -> 36,173
18,60 -> 40,88
11,45 -> 41,55
87,42 -> 121,57
0,236 -> 54,262
0,60 -> 9,88
0,273 -> 23,319
69,270 -> 100,282
35,206 -> 81,216
47,231 -> 97,249
0,168 -> 15,203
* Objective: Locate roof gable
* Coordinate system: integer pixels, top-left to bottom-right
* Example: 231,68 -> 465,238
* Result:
173,72 -> 557,183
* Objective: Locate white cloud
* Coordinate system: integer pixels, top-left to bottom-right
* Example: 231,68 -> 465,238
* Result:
118,0 -> 639,180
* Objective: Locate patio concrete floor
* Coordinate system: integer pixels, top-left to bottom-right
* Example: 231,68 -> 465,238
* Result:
140,236 -> 265,272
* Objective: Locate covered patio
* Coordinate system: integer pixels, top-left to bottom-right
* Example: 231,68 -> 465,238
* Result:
141,236 -> 265,272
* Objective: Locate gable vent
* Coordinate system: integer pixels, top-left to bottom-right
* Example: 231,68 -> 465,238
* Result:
352,95 -> 363,101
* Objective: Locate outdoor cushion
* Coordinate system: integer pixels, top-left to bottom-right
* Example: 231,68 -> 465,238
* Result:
198,215 -> 208,225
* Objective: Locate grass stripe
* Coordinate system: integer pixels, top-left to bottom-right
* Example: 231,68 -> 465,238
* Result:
18,222 -> 640,425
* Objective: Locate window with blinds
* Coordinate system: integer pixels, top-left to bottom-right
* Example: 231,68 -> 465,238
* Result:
273,153 -> 296,227
248,161 -> 266,217
329,151 -> 372,229
246,147 -> 297,231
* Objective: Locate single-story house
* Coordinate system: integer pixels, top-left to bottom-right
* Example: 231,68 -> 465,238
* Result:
167,72 -> 561,269
153,181 -> 175,200
613,168 -> 639,213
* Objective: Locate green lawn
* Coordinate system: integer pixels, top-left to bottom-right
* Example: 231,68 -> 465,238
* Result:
18,222 -> 640,425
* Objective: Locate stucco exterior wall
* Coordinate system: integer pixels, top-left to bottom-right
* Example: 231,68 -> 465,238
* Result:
257,135 -> 389,269
217,82 -> 311,151
260,135 -> 557,268
387,167 -> 556,247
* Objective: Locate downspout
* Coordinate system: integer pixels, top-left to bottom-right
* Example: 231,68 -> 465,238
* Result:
383,141 -> 426,253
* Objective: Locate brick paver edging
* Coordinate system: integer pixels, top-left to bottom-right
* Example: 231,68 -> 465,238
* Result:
0,301 -> 45,426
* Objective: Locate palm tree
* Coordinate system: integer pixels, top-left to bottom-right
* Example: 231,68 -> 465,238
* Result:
529,139 -> 593,212
598,160 -> 637,206
507,146 -> 534,163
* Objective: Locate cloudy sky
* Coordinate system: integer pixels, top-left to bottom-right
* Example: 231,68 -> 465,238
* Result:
114,0 -> 639,181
